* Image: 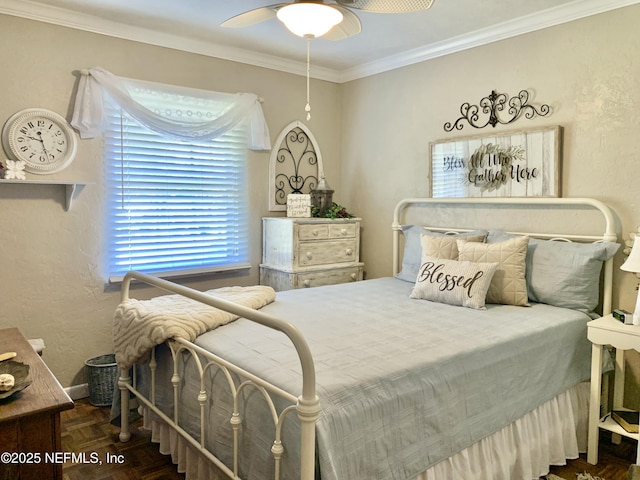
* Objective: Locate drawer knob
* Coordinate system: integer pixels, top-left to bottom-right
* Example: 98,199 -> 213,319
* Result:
340,228 -> 347,235
306,252 -> 313,260
312,230 -> 319,236
303,279 -> 311,287
350,273 -> 357,280
345,248 -> 353,256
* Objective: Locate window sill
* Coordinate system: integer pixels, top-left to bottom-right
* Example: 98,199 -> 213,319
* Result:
108,264 -> 252,284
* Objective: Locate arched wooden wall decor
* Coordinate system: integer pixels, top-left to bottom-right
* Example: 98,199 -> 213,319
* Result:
269,121 -> 324,211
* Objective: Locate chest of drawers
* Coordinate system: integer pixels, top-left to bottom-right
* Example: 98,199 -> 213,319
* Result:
260,217 -> 364,291
0,328 -> 74,480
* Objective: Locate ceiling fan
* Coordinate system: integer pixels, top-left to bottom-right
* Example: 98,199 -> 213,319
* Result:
222,0 -> 435,121
221,0 -> 436,40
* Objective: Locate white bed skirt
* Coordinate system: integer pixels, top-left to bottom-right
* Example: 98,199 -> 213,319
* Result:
142,381 -> 590,480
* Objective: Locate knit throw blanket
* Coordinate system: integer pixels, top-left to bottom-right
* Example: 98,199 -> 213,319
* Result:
113,285 -> 276,370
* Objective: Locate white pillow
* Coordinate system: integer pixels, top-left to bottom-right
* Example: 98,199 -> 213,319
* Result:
396,226 -> 488,282
410,255 -> 498,310
457,236 -> 530,306
420,233 -> 486,260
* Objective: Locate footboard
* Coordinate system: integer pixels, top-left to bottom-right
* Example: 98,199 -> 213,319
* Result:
116,271 -> 320,480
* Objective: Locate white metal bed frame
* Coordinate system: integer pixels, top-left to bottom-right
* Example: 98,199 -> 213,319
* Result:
393,197 -> 617,313
117,274 -> 321,480
117,197 -> 618,480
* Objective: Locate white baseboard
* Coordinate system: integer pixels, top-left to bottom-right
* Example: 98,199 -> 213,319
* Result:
65,383 -> 89,400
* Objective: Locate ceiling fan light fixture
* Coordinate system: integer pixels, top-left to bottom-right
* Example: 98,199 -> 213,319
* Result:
276,3 -> 343,38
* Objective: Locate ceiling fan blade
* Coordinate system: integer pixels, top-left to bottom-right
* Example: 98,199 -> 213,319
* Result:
221,5 -> 281,28
323,7 -> 361,40
336,0 -> 435,13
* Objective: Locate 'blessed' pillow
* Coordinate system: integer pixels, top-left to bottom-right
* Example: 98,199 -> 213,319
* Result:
410,255 -> 498,310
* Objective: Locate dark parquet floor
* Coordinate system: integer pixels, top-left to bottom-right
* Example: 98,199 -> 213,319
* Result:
61,398 -> 184,480
546,432 -> 636,480
61,398 -> 635,480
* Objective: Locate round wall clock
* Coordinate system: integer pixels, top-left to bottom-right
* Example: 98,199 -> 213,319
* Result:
1,108 -> 78,174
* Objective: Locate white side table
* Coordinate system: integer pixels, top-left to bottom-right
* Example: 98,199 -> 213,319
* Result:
587,314 -> 640,464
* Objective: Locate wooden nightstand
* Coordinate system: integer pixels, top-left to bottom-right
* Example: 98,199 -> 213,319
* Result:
0,328 -> 74,480
587,314 -> 640,465
260,217 -> 364,291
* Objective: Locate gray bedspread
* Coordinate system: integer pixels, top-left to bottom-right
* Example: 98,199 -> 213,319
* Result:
148,277 -> 593,480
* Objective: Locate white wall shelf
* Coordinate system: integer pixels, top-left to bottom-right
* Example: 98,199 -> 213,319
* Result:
0,179 -> 94,211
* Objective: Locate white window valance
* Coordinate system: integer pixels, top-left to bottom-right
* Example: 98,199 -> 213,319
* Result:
71,67 -> 271,151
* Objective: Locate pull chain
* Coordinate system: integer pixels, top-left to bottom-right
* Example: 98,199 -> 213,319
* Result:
305,36 -> 311,121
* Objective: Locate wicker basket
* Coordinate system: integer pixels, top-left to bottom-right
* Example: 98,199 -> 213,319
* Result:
85,354 -> 118,406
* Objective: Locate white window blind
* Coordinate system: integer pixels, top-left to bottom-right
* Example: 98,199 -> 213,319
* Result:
104,90 -> 250,282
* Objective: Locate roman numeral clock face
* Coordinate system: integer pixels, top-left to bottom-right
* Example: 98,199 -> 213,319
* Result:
2,108 -> 77,174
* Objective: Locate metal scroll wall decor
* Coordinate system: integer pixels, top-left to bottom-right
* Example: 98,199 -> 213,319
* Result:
269,121 -> 324,211
444,89 -> 551,132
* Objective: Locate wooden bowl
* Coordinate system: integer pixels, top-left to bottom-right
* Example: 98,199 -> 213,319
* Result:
0,360 -> 31,400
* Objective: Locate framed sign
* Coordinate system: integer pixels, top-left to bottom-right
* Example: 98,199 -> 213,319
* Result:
430,126 -> 562,198
287,194 -> 311,217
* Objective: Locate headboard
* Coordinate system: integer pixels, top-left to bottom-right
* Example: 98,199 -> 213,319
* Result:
391,197 -> 618,313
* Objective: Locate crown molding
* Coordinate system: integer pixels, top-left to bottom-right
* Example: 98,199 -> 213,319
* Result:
2,0 -> 639,84
0,0 -> 340,82
337,0 -> 640,82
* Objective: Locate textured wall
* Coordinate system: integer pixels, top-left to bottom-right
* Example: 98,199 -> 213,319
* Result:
338,4 -> 640,404
340,5 -> 640,308
0,14 -> 342,388
1,6 -> 639,392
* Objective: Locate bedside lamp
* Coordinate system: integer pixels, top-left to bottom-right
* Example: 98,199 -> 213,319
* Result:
621,236 -> 640,325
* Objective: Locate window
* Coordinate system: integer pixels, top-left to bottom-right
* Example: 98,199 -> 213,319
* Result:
104,89 -> 250,282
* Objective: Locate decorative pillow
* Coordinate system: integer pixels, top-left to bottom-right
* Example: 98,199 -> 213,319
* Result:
410,255 -> 498,310
457,236 -> 530,306
396,225 -> 488,283
486,230 -> 620,312
420,233 -> 486,260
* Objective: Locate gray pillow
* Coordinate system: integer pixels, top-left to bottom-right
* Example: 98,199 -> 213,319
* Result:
396,225 -> 488,283
487,230 -> 620,312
